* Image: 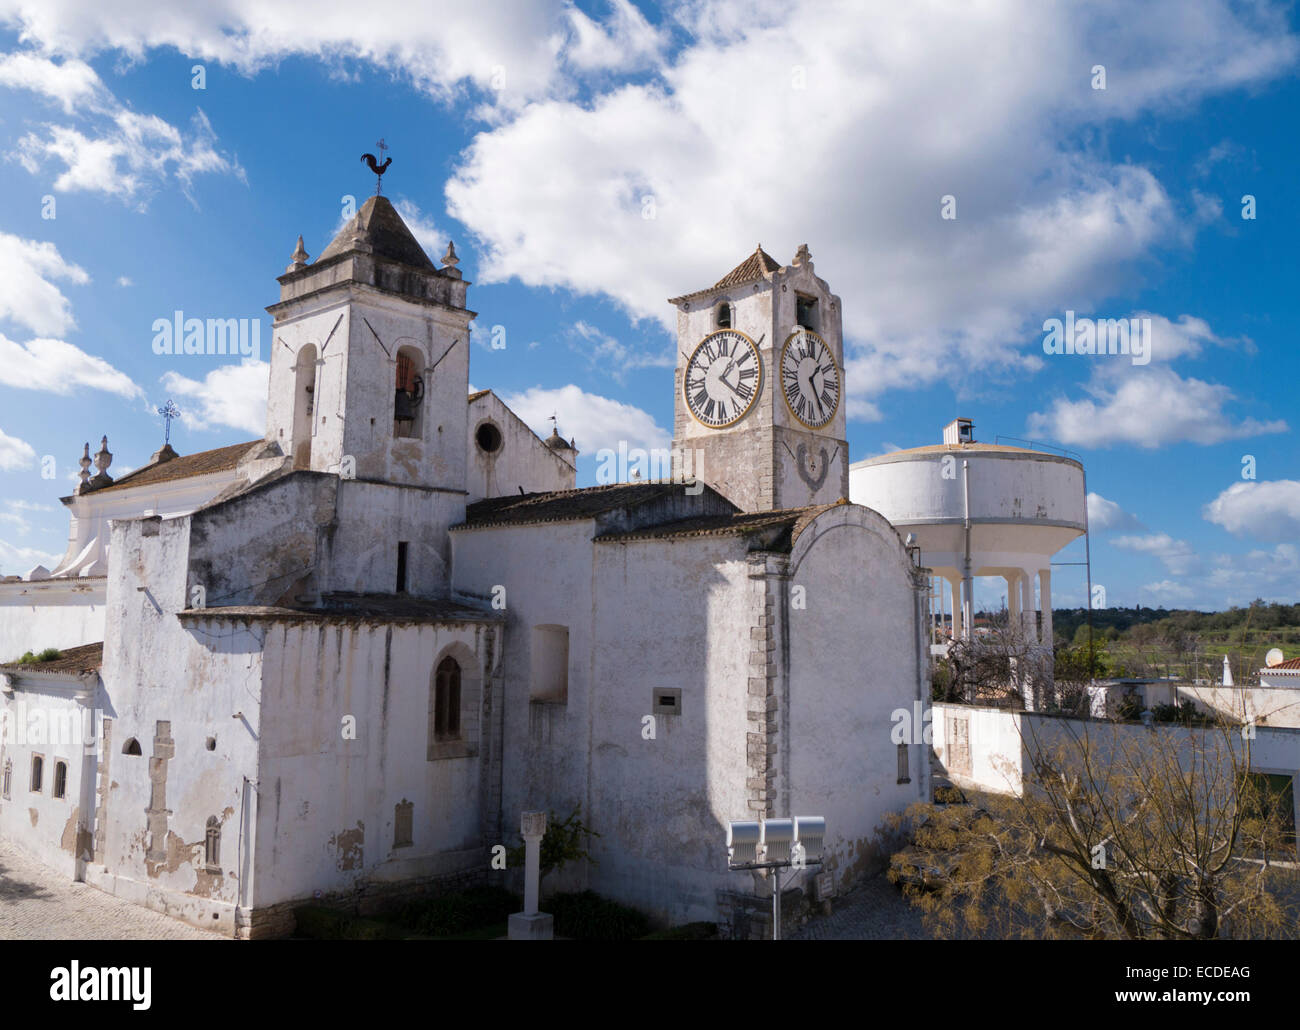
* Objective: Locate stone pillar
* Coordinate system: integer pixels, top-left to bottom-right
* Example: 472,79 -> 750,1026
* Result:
1039,569 -> 1053,649
1006,573 -> 1021,626
508,811 -> 553,940
945,576 -> 964,640
1020,569 -> 1037,644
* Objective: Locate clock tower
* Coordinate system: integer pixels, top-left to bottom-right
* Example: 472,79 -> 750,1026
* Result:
669,244 -> 848,512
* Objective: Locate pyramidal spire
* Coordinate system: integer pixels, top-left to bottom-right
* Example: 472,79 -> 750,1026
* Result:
286,235 -> 310,272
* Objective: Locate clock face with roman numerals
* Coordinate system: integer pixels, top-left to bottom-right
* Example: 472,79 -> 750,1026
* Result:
683,329 -> 763,428
780,329 -> 840,429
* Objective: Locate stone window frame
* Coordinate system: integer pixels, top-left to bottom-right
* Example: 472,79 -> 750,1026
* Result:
122,737 -> 142,756
2,756 -> 11,799
427,642 -> 481,762
52,758 -> 69,799
393,344 -> 426,440
896,742 -> 910,784
30,752 -> 44,794
393,799 -> 414,849
715,300 -> 733,329
205,816 -> 221,872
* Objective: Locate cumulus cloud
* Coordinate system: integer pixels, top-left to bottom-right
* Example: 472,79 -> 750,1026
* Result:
446,0 -> 1296,420
1203,480 -> 1300,542
1112,532 -> 1203,576
500,383 -> 668,458
565,0 -> 667,72
16,107 -> 243,207
567,320 -> 673,384
0,333 -> 141,398
1027,367 -> 1287,448
0,536 -> 62,576
0,232 -> 89,337
1087,492 -> 1145,532
0,427 -> 37,471
0,51 -> 106,113
160,360 -> 269,435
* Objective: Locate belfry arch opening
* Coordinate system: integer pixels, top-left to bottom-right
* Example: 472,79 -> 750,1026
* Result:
292,344 -> 318,469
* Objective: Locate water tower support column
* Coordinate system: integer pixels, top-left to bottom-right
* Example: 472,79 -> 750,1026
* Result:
1039,569 -> 1053,649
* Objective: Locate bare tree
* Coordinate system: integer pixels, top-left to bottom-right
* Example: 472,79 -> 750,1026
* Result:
891,714 -> 1300,939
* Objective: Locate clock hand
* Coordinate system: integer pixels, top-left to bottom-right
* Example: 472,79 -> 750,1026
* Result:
807,373 -> 825,418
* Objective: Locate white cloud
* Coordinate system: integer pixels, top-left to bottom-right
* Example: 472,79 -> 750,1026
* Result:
1203,480 -> 1300,542
160,360 -> 269,435
0,332 -> 141,398
565,0 -> 666,72
0,427 -> 37,471
500,383 -> 668,457
115,276 -> 132,287
0,1 -> 579,102
5,499 -> 55,511
1112,532 -> 1203,576
568,320 -> 673,384
1087,492 -> 1145,532
0,51 -> 106,113
0,232 -> 88,337
445,0 -> 1296,419
1140,580 -> 1197,604
17,107 -> 243,206
1027,367 -> 1287,448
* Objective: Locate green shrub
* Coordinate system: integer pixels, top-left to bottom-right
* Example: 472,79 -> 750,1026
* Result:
292,905 -> 401,940
16,648 -> 61,665
395,886 -> 519,936
548,891 -> 650,940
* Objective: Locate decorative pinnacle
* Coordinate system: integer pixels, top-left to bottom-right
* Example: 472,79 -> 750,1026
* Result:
93,436 -> 112,475
793,243 -> 811,266
286,235 -> 310,272
442,241 -> 460,267
77,442 -> 91,491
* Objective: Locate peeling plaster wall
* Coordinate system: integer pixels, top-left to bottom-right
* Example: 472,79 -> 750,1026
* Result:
250,619 -> 494,908
0,680 -> 100,877
466,391 -> 575,503
87,516 -> 264,934
0,580 -> 105,662
188,473 -> 338,608
326,481 -> 464,597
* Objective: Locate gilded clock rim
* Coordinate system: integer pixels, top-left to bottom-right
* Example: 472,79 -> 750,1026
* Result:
778,328 -> 840,430
682,328 -> 764,430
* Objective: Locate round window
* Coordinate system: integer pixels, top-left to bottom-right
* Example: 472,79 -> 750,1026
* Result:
476,422 -> 503,453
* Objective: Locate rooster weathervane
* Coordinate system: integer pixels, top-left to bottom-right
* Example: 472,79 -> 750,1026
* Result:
361,138 -> 391,194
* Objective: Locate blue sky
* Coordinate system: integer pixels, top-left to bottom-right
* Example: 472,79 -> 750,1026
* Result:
0,0 -> 1296,611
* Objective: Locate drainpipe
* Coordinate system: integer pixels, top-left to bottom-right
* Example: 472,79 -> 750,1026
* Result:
961,460 -> 973,643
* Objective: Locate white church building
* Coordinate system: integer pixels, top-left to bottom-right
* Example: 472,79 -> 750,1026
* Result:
0,189 -> 931,938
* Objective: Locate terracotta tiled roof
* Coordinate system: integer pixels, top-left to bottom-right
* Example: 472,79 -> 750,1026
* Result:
316,194 -> 436,270
89,440 -> 262,494
177,593 -> 501,625
0,641 -> 103,674
1268,657 -> 1300,670
713,245 -> 781,291
455,481 -> 716,530
668,245 -> 782,304
467,389 -> 491,403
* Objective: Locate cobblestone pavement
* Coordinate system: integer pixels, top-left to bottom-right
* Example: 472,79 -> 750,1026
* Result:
0,840 -> 224,940
789,873 -> 933,940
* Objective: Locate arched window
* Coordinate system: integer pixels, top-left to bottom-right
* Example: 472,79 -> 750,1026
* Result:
53,761 -> 68,799
1,758 -> 10,800
205,816 -> 221,871
122,738 -> 142,756
716,302 -> 732,328
30,755 -> 43,792
292,344 -> 318,469
433,656 -> 461,741
393,346 -> 425,439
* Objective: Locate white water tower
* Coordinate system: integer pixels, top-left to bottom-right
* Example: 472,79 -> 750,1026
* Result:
849,420 -> 1087,651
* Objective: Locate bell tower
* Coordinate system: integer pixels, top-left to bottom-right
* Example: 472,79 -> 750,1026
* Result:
264,194 -> 474,491
669,244 -> 848,512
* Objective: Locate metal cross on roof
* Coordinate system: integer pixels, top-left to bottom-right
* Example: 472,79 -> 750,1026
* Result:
157,399 -> 180,445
